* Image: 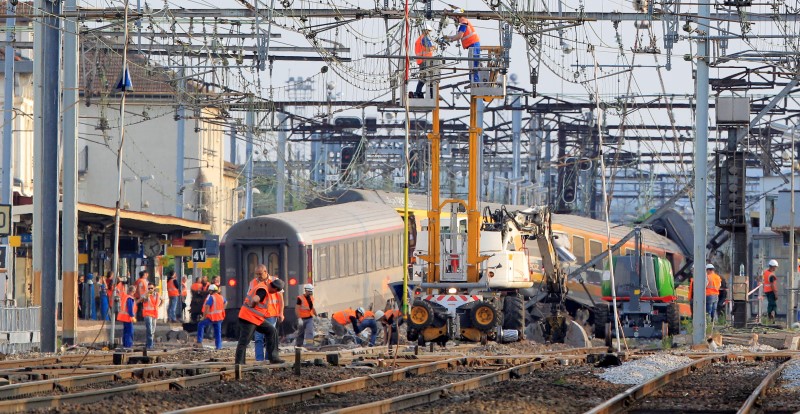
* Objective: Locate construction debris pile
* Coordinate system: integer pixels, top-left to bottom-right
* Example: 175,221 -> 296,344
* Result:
781,359 -> 800,389
598,354 -> 693,385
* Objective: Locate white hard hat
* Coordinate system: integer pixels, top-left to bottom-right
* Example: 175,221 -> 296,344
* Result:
356,307 -> 365,315
705,263 -> 715,270
768,259 -> 779,268
423,23 -> 433,32
374,310 -> 385,320
208,284 -> 219,291
303,283 -> 314,292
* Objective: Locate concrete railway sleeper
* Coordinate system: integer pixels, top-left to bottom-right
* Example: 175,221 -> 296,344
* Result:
586,354 -> 792,414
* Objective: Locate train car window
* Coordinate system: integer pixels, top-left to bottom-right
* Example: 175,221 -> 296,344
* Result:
247,253 -> 259,283
572,236 -> 585,264
316,246 -> 327,281
626,248 -> 635,256
366,238 -> 374,272
357,240 -> 365,273
330,245 -> 338,279
589,240 -> 604,269
384,235 -> 392,269
340,244 -> 347,278
267,252 -> 279,277
346,242 -> 354,276
395,234 -> 402,266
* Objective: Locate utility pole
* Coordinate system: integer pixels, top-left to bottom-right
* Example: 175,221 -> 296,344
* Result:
511,91 -> 521,205
61,0 -> 80,345
692,2 -> 710,345
276,113 -> 287,213
34,0 -> 62,353
245,97 -> 254,219
175,68 -> 186,218
2,0 -> 15,302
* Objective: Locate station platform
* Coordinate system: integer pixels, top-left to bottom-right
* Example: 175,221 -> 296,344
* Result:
58,319 -> 189,347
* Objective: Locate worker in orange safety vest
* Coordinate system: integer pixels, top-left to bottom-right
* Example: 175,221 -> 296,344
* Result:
704,264 -> 722,323
141,283 -> 162,350
117,285 -> 137,349
331,308 -> 356,337
413,24 -> 437,99
295,284 -> 317,348
445,9 -> 481,82
197,284 -> 227,349
234,274 -> 285,365
764,259 -> 779,322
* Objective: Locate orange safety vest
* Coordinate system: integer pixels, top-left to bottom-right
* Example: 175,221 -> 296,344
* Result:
705,272 -> 721,296
135,278 -> 148,299
191,282 -> 202,292
265,291 -> 282,318
414,35 -> 433,65
457,17 -> 479,49
332,309 -> 356,325
167,280 -> 179,297
359,310 -> 375,322
764,269 -> 776,293
238,282 -> 271,325
297,294 -> 314,319
203,294 -> 226,322
116,293 -> 136,323
181,280 -> 188,297
142,293 -> 159,318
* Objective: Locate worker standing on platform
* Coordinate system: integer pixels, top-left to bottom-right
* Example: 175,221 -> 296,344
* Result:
351,307 -> 379,347
117,285 -> 137,349
134,271 -> 149,320
445,9 -> 480,83
764,259 -> 779,323
413,24 -> 436,99
166,271 -> 180,322
331,308 -> 356,338
98,274 -> 109,321
141,283 -> 162,350
197,284 -> 226,349
235,275 -> 285,365
295,284 -> 316,348
704,264 -> 722,323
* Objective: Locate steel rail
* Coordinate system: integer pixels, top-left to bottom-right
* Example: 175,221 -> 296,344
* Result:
737,357 -> 796,414
584,355 -> 720,414
165,357 -> 467,414
0,363 -> 283,413
320,357 -> 574,414
0,362 -> 250,400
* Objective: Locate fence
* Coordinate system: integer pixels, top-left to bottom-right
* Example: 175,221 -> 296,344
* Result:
0,306 -> 41,354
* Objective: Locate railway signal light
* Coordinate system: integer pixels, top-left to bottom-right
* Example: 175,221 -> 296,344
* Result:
562,172 -> 577,204
341,146 -> 355,172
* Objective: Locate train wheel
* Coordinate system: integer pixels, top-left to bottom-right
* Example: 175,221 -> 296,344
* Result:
470,301 -> 499,331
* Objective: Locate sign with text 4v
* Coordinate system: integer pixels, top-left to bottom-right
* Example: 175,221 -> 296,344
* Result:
192,248 -> 207,264
0,204 -> 10,237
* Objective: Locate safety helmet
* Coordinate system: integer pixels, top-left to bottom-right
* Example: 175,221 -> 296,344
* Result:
705,263 -> 715,270
374,310 -> 385,320
356,306 -> 365,316
208,284 -> 219,291
303,283 -> 314,292
450,7 -> 465,14
423,23 -> 434,32
768,259 -> 779,268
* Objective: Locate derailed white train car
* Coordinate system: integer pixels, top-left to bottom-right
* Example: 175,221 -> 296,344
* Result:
219,202 -> 405,336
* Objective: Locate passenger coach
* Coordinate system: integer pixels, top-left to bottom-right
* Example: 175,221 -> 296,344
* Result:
219,202 -> 405,335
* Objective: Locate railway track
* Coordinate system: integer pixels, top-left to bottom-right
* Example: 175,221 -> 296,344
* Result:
586,354 -> 796,414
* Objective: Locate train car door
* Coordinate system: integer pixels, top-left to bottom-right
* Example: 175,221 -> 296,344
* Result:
241,245 -> 283,288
